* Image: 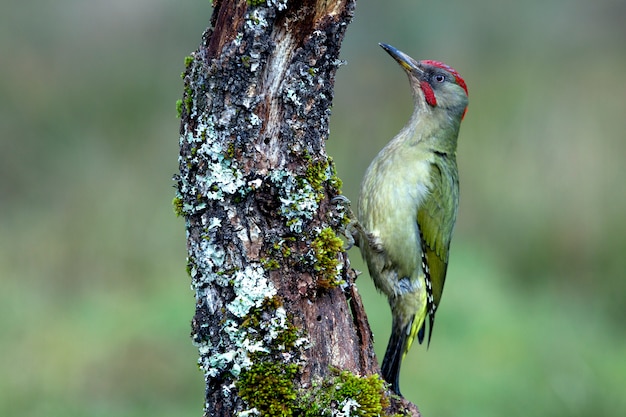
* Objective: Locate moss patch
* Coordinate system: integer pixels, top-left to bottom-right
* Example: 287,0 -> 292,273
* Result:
175,99 -> 183,118
237,361 -> 299,417
333,371 -> 390,416
184,55 -> 194,69
299,370 -> 392,417
172,196 -> 184,217
237,366 -> 394,417
311,227 -> 344,288
304,157 -> 343,202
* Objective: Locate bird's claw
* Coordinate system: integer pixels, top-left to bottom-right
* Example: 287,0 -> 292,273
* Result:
341,220 -> 360,250
331,195 -> 352,206
331,195 -> 361,250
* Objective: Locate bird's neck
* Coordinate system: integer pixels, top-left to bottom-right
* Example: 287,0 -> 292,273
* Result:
395,108 -> 461,156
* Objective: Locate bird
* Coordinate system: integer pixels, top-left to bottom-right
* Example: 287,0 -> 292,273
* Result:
356,43 -> 468,395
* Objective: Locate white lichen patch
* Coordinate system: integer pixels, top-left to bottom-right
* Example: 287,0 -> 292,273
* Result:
269,169 -> 318,233
197,269 -> 296,379
200,163 -> 245,200
285,85 -> 303,106
336,398 -> 361,417
198,154 -> 246,201
248,112 -> 262,127
219,106 -> 237,126
260,306 -> 286,343
238,407 -> 260,417
227,265 -> 276,318
233,32 -> 244,47
187,214 -> 228,292
245,8 -> 269,30
194,236 -> 225,281
178,116 -> 249,215
268,0 -> 288,11
180,118 -> 248,203
206,216 -> 222,230
248,51 -> 261,72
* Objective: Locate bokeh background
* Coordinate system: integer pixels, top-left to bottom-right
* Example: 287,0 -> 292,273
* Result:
2,1 -> 625,416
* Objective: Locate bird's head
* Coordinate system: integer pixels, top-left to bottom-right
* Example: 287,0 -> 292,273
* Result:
380,43 -> 469,121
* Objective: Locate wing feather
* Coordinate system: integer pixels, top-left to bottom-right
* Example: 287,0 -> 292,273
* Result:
416,156 -> 459,342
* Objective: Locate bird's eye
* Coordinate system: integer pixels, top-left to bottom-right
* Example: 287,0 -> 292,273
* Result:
434,74 -> 445,83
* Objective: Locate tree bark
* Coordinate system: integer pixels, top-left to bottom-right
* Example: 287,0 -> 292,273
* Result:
175,1 -> 420,416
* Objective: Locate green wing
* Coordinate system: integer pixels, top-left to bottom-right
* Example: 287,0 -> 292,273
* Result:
416,157 -> 459,343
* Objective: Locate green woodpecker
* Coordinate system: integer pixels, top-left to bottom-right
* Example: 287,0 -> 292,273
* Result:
357,43 -> 468,395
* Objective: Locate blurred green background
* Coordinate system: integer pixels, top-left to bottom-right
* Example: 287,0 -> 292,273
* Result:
2,0 -> 625,416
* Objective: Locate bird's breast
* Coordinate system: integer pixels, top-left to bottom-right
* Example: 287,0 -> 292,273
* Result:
358,151 -> 433,277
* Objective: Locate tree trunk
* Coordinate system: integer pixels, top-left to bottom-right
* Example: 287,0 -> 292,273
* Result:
175,1 -> 420,415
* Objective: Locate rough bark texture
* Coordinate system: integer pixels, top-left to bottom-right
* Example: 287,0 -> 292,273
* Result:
175,1 -> 420,416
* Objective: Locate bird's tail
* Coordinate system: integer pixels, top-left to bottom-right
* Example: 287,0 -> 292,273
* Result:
381,313 -> 426,396
381,322 -> 407,395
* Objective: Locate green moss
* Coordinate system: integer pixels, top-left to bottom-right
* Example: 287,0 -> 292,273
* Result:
286,217 -> 300,230
180,56 -> 194,81
326,157 -> 343,193
226,142 -> 236,159
241,55 -> 251,68
270,238 -> 295,265
273,241 -> 290,257
305,159 -> 328,201
172,196 -> 184,217
246,0 -> 266,6
175,99 -> 183,118
184,55 -> 194,69
237,361 -> 299,417
261,258 -> 280,271
311,227 -> 344,288
274,319 -> 299,351
184,86 -> 193,115
334,371 -> 390,416
304,157 -> 343,202
298,370 -> 392,417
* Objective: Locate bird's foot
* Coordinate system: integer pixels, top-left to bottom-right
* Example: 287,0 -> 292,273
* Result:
331,195 -> 362,250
